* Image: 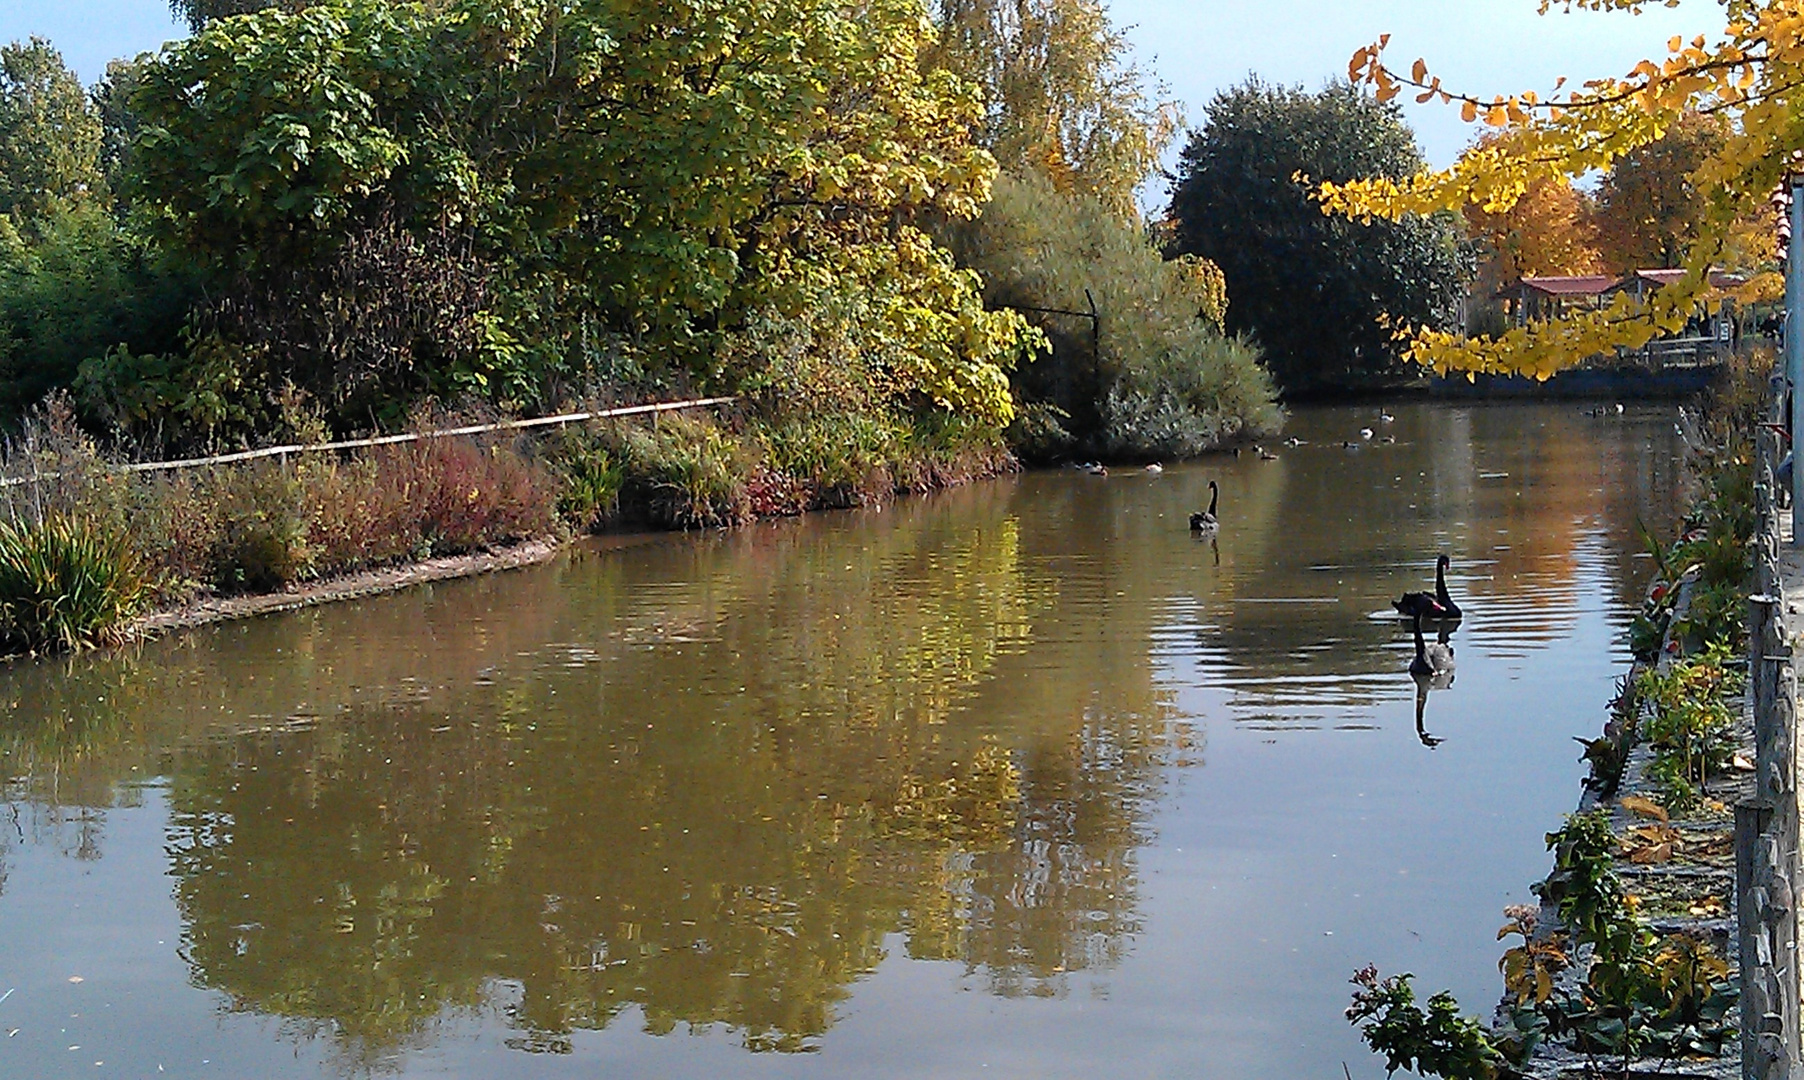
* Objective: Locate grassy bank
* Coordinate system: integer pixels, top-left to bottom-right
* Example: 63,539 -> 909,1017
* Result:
0,397 -> 1016,655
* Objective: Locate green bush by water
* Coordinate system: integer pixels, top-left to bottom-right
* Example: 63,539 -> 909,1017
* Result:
942,170 -> 1281,461
0,515 -> 145,652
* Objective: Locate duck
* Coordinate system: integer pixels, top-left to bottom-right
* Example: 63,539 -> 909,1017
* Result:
1408,611 -> 1455,679
1257,446 -> 1279,461
1189,481 -> 1219,532
1081,461 -> 1108,477
1283,436 -> 1303,447
1379,411 -> 1396,424
1379,434 -> 1396,445
1359,427 -> 1374,440
1144,463 -> 1164,475
1392,553 -> 1461,620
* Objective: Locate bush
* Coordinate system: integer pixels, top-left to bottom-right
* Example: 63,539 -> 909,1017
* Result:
0,514 -> 145,652
611,414 -> 755,529
942,170 -> 1281,461
208,462 -> 309,593
547,427 -> 626,532
0,205 -> 200,424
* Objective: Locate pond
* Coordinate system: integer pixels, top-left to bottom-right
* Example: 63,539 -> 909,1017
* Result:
0,401 -> 1684,1079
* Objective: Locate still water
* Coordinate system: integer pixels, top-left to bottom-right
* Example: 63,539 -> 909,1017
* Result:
0,402 -> 1683,1079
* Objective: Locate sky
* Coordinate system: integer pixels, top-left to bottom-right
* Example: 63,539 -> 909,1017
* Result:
1,0 -> 1712,170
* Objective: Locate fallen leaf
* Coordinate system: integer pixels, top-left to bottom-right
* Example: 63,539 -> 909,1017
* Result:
1620,795 -> 1669,821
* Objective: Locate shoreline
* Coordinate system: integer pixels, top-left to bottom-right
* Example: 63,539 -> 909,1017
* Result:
129,538 -> 567,637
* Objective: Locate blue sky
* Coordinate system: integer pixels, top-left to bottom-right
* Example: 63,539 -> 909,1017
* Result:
3,0 -> 1708,170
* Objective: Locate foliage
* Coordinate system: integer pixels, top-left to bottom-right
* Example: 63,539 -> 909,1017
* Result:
168,0 -> 296,33
1524,812 -> 1737,1065
1592,111 -> 1729,273
0,38 -> 106,225
1533,812 -> 1633,960
1460,130 -> 1602,333
926,0 -> 1178,214
91,55 -> 153,199
1497,905 -> 1568,1007
0,204 -> 200,422
548,429 -> 625,532
1346,966 -> 1509,1080
1577,675 -> 1639,796
1322,4 -> 1797,378
128,0 -> 1033,429
1637,643 -> 1741,812
0,514 -> 145,652
1167,79 -> 1470,391
605,414 -> 758,530
945,170 -> 1279,459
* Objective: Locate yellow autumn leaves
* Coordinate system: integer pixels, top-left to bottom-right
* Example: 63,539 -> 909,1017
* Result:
1326,1 -> 1801,377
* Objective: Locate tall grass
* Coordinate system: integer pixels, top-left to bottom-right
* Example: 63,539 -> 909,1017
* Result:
0,394 -> 1019,653
0,515 -> 145,652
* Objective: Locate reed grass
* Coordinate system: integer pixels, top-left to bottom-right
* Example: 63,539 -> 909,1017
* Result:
0,515 -> 145,652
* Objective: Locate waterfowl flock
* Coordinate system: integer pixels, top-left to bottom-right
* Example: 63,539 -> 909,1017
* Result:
1165,450 -> 1465,744
1090,409 -> 1464,741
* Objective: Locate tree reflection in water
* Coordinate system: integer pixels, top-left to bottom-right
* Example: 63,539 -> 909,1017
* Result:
134,500 -> 1177,1069
0,402 -> 1685,1075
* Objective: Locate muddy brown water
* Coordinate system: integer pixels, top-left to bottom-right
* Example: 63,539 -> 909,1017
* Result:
0,402 -> 1684,1079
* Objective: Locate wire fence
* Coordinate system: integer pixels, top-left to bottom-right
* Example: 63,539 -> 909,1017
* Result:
0,395 -> 740,489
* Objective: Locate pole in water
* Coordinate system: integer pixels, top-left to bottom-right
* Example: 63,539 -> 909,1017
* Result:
1790,178 -> 1804,541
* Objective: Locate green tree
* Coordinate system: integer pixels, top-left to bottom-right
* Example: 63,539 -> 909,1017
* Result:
129,0 -> 1032,426
168,0 -> 296,34
927,0 -> 1178,214
0,38 -> 106,226
0,206 -> 199,418
1166,79 -> 1469,392
90,55 -> 154,200
944,170 -> 1277,459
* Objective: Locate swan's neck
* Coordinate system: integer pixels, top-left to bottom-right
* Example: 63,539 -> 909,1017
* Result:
1207,485 -> 1218,516
1434,561 -> 1450,602
1413,620 -> 1427,662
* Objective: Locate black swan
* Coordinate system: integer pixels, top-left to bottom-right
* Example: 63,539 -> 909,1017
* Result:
1408,612 -> 1455,679
1392,554 -> 1460,620
1189,481 -> 1218,532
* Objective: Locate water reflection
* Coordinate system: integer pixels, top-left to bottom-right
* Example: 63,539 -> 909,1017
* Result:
0,402 -> 1685,1078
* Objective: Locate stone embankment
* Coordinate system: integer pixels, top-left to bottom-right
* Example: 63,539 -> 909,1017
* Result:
1506,426 -> 1803,1079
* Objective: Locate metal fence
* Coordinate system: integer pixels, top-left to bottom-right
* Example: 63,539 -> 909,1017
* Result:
1742,397 -> 1801,1079
0,395 -> 740,490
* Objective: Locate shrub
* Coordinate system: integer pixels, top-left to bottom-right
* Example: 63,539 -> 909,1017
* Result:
546,427 -> 626,531
0,514 -> 145,652
942,170 -> 1280,461
207,462 -> 310,593
610,414 -> 755,529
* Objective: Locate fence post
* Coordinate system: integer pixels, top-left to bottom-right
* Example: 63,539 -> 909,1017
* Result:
1741,797 -> 1778,1077
1741,643 -> 1800,1080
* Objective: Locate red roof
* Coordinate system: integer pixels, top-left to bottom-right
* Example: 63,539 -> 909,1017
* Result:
1517,270 -> 1745,299
1519,275 -> 1617,297
1628,268 -> 1743,289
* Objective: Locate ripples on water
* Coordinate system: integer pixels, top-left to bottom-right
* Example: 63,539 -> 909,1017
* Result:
0,403 -> 1683,1078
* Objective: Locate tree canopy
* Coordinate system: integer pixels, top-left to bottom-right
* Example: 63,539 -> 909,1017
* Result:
0,38 -> 105,226
927,0 -> 1179,215
1325,2 -> 1794,379
1165,79 -> 1469,392
127,0 -> 1033,424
